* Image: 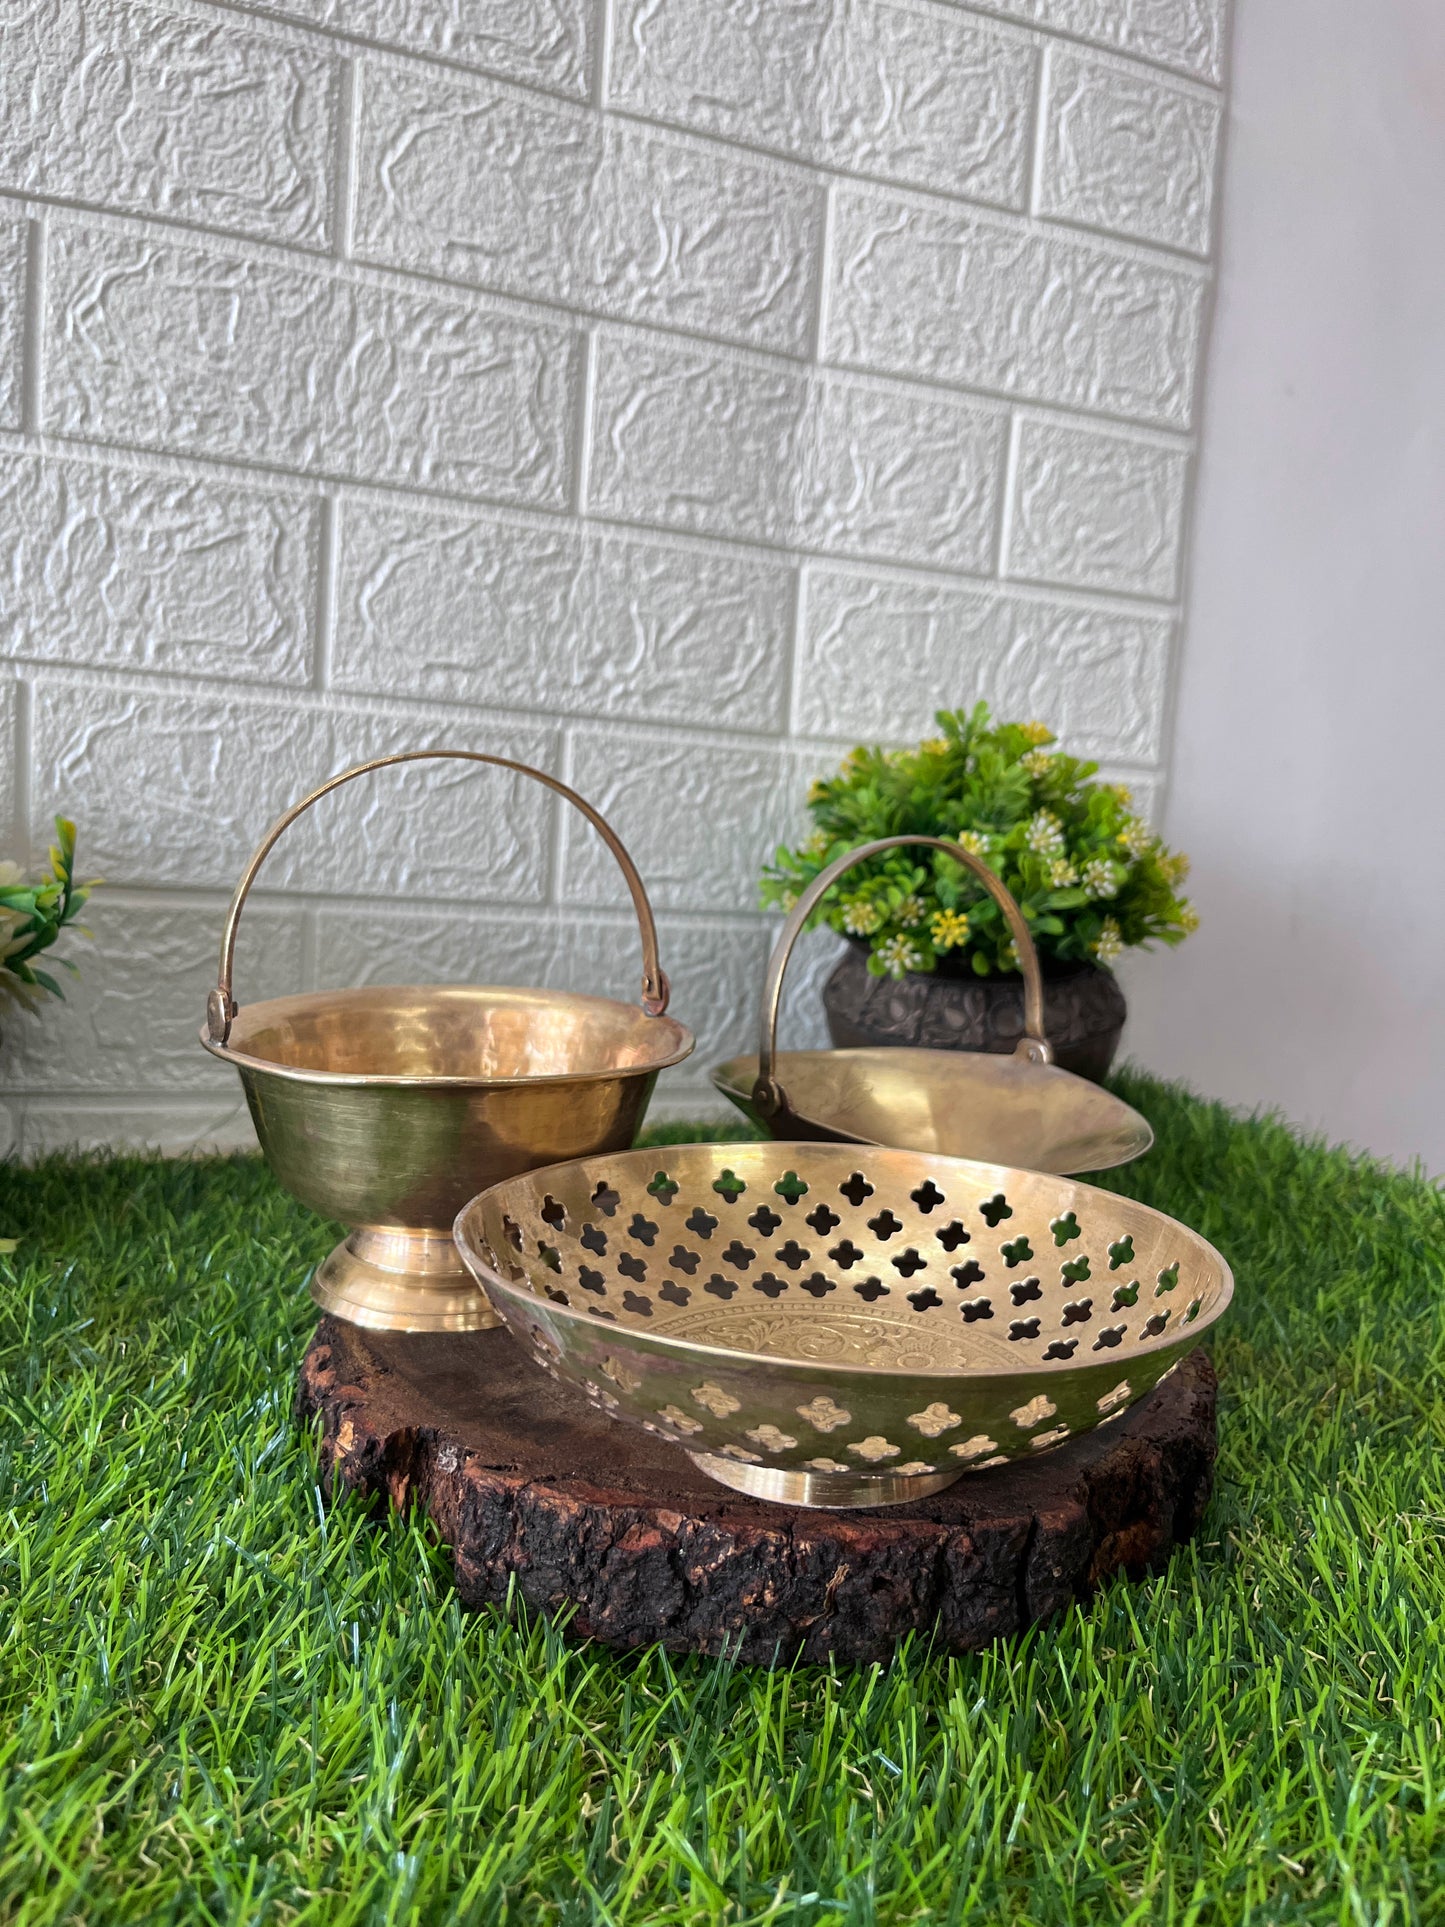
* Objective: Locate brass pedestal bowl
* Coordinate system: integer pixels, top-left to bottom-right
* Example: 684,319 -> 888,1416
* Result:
203,751 -> 692,1332
713,836 -> 1152,1175
454,1142 -> 1232,1509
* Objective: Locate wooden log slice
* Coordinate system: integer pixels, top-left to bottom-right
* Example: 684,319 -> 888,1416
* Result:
298,1317 -> 1217,1667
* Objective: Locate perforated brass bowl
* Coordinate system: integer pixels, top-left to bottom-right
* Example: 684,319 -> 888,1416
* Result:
454,1142 -> 1232,1509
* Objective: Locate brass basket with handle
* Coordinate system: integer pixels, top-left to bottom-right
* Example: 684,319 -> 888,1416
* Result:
453,1140 -> 1231,1509
202,750 -> 692,1333
712,836 -> 1152,1175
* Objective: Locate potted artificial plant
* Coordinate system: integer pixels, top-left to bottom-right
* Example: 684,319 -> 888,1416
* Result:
0,818 -> 99,1041
760,705 -> 1196,1081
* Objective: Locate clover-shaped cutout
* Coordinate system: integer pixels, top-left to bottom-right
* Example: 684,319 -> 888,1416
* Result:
907,1286 -> 942,1311
1051,1211 -> 1081,1247
627,1214 -> 659,1248
646,1170 -> 680,1205
590,1181 -> 620,1217
721,1239 -> 755,1270
1000,1236 -> 1033,1268
544,1285 -> 569,1306
806,1202 -> 840,1236
774,1239 -> 810,1271
703,1274 -> 736,1300
849,1436 -> 900,1463
1009,1393 -> 1057,1430
774,1170 -> 809,1204
712,1169 -> 747,1203
752,1272 -> 787,1299
1010,1276 -> 1042,1306
1097,1380 -> 1132,1413
839,1172 -> 874,1207
1061,1298 -> 1092,1326
720,1444 -> 761,1464
853,1278 -> 889,1302
658,1280 -> 690,1307
890,1247 -> 927,1278
907,1402 -> 961,1438
806,1457 -> 848,1474
796,1394 -> 851,1432
1008,1316 -> 1040,1341
1060,1255 -> 1091,1285
959,1297 -> 993,1323
910,1179 -> 946,1214
685,1206 -> 717,1240
617,1252 -> 647,1283
580,1224 -> 608,1256
937,1220 -> 971,1252
829,1239 -> 864,1270
1029,1425 -> 1071,1452
503,1215 -> 524,1251
1143,1311 -> 1167,1336
579,1266 -> 606,1295
979,1193 -> 1012,1227
1092,1325 -> 1125,1350
950,1434 -> 997,1461
601,1353 -> 643,1391
746,1423 -> 797,1453
1156,1261 -> 1180,1294
538,1242 -> 563,1274
1108,1235 -> 1135,1270
540,1195 -> 567,1230
1110,1281 -> 1139,1310
691,1381 -> 740,1417
748,1204 -> 782,1237
800,1273 -> 835,1298
1043,1338 -> 1077,1360
867,1208 -> 903,1241
668,1245 -> 700,1277
657,1404 -> 702,1436
951,1259 -> 986,1288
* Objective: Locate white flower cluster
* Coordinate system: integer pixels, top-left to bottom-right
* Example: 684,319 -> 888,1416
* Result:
1024,810 -> 1065,857
1094,917 -> 1124,964
876,934 -> 924,978
1082,858 -> 1120,899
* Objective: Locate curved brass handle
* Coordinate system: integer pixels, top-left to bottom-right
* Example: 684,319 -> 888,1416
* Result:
206,749 -> 670,1044
752,834 -> 1051,1119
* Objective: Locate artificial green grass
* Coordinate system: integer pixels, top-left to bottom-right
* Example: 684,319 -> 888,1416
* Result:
1,1070 -> 1443,1925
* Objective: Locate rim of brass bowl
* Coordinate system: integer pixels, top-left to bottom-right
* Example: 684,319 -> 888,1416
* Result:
725,834 -> 1152,1173
201,983 -> 695,1087
455,1144 -> 1230,1384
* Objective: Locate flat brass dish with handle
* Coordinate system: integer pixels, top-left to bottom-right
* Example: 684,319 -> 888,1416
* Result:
202,751 -> 693,1333
453,1141 -> 1231,1509
712,836 -> 1152,1174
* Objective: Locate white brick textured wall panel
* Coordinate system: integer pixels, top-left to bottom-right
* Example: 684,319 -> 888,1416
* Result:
1039,48 -> 1221,255
0,452 -> 317,685
0,0 -> 338,250
240,0 -> 592,100
314,902 -> 769,1083
827,188 -> 1206,429
0,216 -> 26,432
1007,418 -> 1187,596
30,680 -> 558,900
588,336 -> 1006,570
562,729 -> 804,915
353,60 -> 824,356
19,1095 -> 259,1155
798,568 -> 1170,760
608,0 -> 1037,209
0,896 -> 303,1091
46,224 -> 580,507
330,497 -> 790,731
0,682 -> 18,847
972,0 -> 1225,84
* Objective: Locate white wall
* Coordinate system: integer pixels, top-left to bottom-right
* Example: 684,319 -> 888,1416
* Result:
0,0 -> 1224,1154
1124,0 -> 1445,1174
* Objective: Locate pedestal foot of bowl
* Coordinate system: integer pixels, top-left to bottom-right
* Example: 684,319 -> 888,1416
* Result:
297,1318 -> 1219,1666
310,1229 -> 498,1333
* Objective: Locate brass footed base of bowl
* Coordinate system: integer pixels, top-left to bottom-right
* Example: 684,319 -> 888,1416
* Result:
310,1228 -> 499,1333
688,1450 -> 965,1511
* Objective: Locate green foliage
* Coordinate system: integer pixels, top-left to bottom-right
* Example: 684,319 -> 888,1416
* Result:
0,816 -> 99,1012
760,705 -> 1196,978
1,1085 -> 1444,1922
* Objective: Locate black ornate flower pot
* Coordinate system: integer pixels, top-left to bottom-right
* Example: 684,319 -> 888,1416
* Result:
822,941 -> 1127,1083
